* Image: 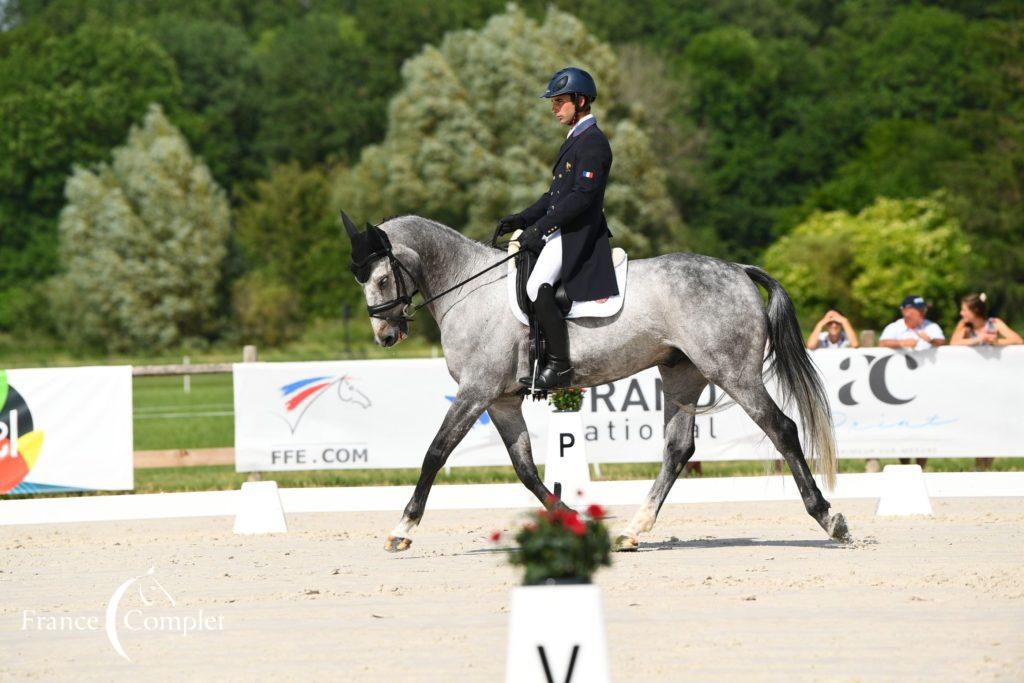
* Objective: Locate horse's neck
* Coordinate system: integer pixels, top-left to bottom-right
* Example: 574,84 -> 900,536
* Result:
385,218 -> 496,313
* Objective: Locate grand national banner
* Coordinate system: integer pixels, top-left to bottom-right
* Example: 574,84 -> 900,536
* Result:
233,347 -> 1024,472
1,366 -> 133,494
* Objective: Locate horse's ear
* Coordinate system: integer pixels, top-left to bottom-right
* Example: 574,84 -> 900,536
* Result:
340,210 -> 359,239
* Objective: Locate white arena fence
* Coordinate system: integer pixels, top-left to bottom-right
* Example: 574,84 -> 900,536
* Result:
234,346 -> 1024,473
2,347 -> 1023,496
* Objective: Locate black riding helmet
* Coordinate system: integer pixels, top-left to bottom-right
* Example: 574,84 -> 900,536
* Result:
540,67 -> 597,107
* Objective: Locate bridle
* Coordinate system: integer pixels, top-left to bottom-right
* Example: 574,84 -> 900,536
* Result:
349,228 -> 421,325
342,211 -> 520,327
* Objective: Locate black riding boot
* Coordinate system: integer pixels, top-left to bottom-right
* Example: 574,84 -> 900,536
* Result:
519,283 -> 572,390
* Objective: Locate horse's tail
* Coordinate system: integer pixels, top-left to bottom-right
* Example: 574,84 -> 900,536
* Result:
742,265 -> 838,490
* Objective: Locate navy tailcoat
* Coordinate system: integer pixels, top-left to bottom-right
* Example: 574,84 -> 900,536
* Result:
519,122 -> 618,302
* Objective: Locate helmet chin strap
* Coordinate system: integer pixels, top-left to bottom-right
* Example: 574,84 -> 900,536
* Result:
568,93 -> 587,127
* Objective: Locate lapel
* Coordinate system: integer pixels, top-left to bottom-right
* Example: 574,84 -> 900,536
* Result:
552,125 -> 595,174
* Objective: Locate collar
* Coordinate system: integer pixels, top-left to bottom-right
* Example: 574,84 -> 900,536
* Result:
567,114 -> 596,138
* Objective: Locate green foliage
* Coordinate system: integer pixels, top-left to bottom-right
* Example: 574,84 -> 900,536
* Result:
231,271 -> 301,348
137,16 -> 261,187
764,195 -> 973,330
333,6 -> 688,255
0,24 -> 180,308
251,12 -> 379,167
548,388 -> 586,412
811,120 -> 969,213
234,162 -> 352,320
51,105 -> 230,351
506,504 -> 612,585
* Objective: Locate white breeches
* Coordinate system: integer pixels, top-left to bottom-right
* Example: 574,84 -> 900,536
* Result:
526,230 -> 563,302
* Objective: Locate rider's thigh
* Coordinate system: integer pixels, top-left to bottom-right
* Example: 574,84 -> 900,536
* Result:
526,233 -> 563,301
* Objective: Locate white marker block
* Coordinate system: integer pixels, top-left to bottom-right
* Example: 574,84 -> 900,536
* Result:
506,583 -> 610,683
876,464 -> 933,516
543,411 -> 591,507
233,480 -> 288,534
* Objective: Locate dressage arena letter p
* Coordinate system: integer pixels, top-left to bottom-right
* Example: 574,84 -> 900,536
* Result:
543,412 -> 591,507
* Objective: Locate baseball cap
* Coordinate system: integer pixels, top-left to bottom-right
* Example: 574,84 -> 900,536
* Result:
900,295 -> 927,311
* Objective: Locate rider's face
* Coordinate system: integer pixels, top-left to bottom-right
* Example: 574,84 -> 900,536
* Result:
550,94 -> 578,125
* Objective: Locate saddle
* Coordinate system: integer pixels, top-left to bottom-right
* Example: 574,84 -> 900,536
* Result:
507,231 -> 628,398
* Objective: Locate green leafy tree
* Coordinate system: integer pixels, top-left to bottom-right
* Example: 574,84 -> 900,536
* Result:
0,24 -> 180,328
764,194 -> 972,331
138,16 -> 261,188
234,162 -> 351,322
51,105 -> 230,351
333,5 -> 687,256
251,11 -> 382,167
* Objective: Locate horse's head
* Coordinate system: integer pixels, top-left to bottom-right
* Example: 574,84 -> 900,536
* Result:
341,211 -> 415,347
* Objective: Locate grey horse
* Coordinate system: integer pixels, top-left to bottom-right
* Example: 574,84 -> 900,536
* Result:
343,213 -> 851,552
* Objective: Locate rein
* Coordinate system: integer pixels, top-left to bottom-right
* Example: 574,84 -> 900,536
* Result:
363,240 -> 520,325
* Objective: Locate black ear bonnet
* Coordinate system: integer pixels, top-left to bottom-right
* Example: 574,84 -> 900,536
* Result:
350,223 -> 392,283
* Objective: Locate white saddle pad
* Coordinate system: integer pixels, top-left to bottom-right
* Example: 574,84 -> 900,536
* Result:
506,233 -> 628,325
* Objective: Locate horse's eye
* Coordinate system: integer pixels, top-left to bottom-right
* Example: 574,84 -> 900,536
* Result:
378,276 -> 388,288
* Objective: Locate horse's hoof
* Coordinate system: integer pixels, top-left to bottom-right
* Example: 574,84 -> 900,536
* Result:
827,513 -> 852,544
384,535 -> 412,553
613,534 -> 638,552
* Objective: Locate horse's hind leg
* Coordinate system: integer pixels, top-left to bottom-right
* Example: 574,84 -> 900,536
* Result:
726,381 -> 850,542
615,360 -> 706,551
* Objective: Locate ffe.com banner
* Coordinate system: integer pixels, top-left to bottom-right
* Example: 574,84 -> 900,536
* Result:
1,366 -> 133,494
232,347 -> 1024,472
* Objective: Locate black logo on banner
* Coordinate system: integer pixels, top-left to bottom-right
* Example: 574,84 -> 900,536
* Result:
837,354 -> 919,406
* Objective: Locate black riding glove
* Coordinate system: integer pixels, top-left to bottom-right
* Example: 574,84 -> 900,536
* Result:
497,213 -> 527,236
517,224 -> 545,254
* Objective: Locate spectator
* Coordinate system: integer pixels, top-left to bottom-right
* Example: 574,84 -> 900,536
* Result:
880,295 -> 945,351
807,310 -> 859,349
880,295 -> 943,468
950,293 -> 1023,347
950,293 -> 1021,471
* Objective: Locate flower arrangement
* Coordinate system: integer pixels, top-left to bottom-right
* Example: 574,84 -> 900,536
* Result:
548,386 -> 586,412
494,498 -> 612,585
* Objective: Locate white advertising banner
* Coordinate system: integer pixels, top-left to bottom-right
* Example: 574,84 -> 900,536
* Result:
1,366 -> 133,494
233,347 -> 1024,472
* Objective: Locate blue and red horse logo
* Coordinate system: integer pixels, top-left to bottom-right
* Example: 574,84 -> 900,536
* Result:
278,375 -> 371,433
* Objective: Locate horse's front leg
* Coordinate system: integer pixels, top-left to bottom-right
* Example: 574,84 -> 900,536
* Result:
385,391 -> 489,552
487,395 -> 558,505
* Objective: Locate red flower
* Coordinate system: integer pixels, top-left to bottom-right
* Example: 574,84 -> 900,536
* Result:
586,504 -> 606,520
544,493 -> 560,507
563,512 -> 586,536
490,530 -> 502,542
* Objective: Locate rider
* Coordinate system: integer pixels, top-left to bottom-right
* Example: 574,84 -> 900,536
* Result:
497,66 -> 619,390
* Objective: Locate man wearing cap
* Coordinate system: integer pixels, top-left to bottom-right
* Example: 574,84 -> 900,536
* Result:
880,296 -> 946,350
495,66 -> 618,390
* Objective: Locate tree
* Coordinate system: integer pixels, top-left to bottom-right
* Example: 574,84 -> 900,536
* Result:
332,5 -> 688,256
763,194 -> 973,331
234,162 -> 351,321
0,24 -> 180,329
138,16 -> 261,188
51,105 -> 230,351
250,11 -> 382,167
